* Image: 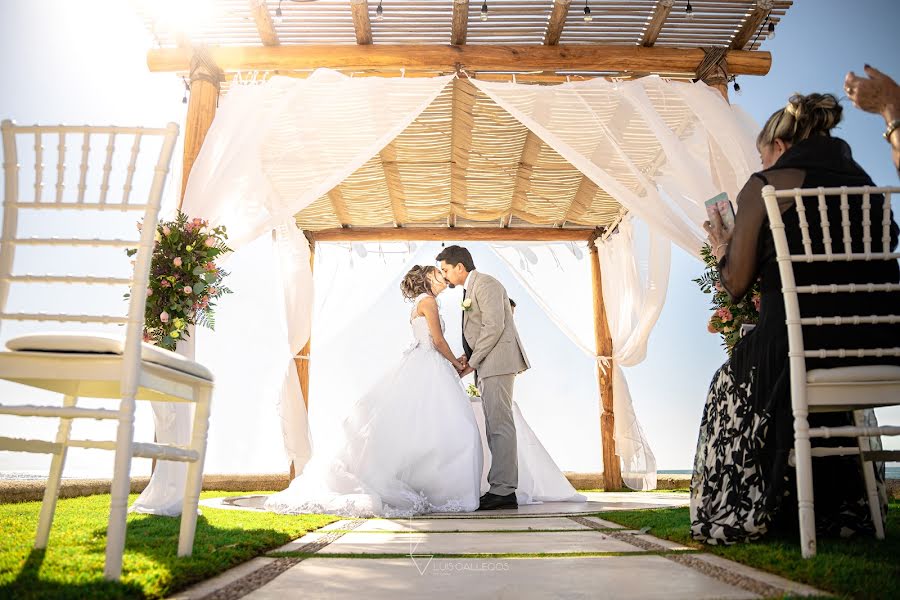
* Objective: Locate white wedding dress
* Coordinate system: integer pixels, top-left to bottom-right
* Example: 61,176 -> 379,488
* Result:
265,293 -> 584,518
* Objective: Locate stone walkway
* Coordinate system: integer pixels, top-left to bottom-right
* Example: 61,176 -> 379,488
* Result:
171,492 -> 824,600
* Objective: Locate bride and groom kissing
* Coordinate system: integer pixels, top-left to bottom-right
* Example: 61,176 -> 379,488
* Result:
265,245 -> 574,518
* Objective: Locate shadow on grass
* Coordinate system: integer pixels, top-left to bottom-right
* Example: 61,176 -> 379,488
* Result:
1,513 -> 315,600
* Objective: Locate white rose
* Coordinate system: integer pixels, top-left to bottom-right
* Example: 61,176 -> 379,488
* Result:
461,298 -> 473,309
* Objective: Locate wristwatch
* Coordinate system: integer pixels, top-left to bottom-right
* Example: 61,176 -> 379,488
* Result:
885,118 -> 900,142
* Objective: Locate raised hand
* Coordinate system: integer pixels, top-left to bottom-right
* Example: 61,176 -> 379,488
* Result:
844,65 -> 899,116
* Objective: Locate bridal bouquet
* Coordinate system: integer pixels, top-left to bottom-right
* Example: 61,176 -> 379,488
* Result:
125,212 -> 232,350
465,383 -> 480,398
692,244 -> 760,355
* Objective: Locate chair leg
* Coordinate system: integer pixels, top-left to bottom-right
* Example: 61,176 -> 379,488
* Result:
794,412 -> 817,558
103,400 -> 136,581
854,411 -> 885,540
178,386 -> 212,557
35,395 -> 78,549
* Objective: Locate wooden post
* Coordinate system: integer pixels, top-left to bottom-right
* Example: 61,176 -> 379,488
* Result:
179,47 -> 223,207
590,242 -> 623,491
289,239 -> 316,479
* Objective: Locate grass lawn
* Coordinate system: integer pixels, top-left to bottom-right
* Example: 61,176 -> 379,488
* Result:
0,491 -> 337,600
596,501 -> 900,600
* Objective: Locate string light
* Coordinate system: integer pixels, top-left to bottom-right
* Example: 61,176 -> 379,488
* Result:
732,77 -> 742,95
480,0 -> 488,21
685,1 -> 694,22
376,0 -> 383,21
583,0 -> 592,22
275,0 -> 283,21
767,21 -> 775,39
181,77 -> 190,104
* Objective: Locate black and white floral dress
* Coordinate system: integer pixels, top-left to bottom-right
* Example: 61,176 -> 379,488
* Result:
690,137 -> 898,545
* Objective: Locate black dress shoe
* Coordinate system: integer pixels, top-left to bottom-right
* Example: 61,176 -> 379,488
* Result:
477,492 -> 518,511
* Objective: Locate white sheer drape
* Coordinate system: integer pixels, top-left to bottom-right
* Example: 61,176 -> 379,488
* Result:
469,76 -> 760,258
596,218 -> 670,490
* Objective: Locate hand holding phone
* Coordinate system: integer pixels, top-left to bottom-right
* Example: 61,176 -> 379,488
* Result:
705,192 -> 735,234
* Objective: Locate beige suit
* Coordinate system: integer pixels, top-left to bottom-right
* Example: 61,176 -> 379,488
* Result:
463,271 -> 529,496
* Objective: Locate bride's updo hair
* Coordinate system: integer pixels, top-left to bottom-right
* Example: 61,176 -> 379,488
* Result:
401,265 -> 436,301
757,92 -> 843,148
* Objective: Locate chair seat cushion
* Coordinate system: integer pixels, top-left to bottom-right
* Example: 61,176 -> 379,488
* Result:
5,332 -> 213,381
807,364 -> 900,384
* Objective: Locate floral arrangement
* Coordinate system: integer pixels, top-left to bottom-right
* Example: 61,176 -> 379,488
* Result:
465,383 -> 480,398
125,212 -> 232,350
692,244 -> 760,354
461,298 -> 473,312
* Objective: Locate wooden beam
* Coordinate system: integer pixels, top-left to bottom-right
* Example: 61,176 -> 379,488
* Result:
544,0 -> 571,46
227,69 -> 658,85
590,243 -> 623,491
350,0 -> 373,46
291,239 -> 316,480
249,0 -> 280,46
379,142 -> 408,226
148,45 -> 773,77
327,187 -> 352,226
563,175 -> 600,226
640,0 -> 674,47
451,0 -> 470,46
179,49 -> 223,207
451,79 -> 476,227
730,0 -> 774,50
306,226 -> 597,242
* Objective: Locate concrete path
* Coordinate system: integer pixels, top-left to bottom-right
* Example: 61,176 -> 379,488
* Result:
172,492 -> 825,600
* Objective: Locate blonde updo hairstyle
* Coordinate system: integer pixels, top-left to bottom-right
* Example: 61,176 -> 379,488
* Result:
400,265 -> 436,301
757,93 -> 843,150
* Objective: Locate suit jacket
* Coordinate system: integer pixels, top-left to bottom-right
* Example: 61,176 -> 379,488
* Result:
463,271 -> 530,378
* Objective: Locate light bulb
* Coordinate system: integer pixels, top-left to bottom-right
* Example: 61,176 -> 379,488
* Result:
480,1 -> 488,21
376,1 -> 383,21
733,80 -> 742,95
685,1 -> 694,22
583,5 -> 592,22
767,21 -> 775,39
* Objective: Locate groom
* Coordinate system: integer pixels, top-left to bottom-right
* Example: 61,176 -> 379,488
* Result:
437,245 -> 530,511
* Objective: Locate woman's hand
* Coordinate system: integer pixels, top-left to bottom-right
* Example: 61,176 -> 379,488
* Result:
703,209 -> 732,262
844,65 -> 899,118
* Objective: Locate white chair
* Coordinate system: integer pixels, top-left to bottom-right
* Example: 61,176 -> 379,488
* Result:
762,184 -> 900,558
0,120 -> 214,580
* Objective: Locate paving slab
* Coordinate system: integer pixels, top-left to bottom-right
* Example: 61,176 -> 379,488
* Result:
349,516 -> 593,532
168,557 -> 276,600
314,530 -> 643,555
242,556 -> 760,600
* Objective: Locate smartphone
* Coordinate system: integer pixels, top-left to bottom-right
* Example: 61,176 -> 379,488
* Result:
705,192 -> 735,233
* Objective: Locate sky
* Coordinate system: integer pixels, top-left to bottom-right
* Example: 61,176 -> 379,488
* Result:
0,0 -> 898,477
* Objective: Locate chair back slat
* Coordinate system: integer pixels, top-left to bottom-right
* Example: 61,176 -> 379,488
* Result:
77,132 -> 91,203
839,188 -> 852,258
816,188 -> 832,256
861,191 -> 872,257
99,133 -> 116,205
795,188 -> 814,260
33,132 -> 43,203
883,192 -> 893,260
55,131 -> 66,204
122,133 -> 143,205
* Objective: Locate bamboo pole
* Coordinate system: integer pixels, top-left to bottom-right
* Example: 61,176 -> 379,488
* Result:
590,242 -> 622,491
306,226 -> 597,243
290,239 -> 316,480
179,48 -> 223,208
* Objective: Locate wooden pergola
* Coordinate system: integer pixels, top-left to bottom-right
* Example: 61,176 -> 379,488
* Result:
144,0 -> 790,490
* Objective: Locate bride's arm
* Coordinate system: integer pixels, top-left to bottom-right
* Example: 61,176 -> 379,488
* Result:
418,296 -> 464,370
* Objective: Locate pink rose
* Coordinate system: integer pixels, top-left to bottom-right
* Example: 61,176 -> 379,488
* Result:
714,281 -> 724,292
173,257 -> 182,267
207,286 -> 217,295
716,307 -> 733,322
160,311 -> 169,323
183,285 -> 192,294
205,261 -> 216,271
146,287 -> 153,297
204,237 -> 215,247
162,225 -> 171,236
160,279 -> 171,288
752,295 -> 761,311
707,319 -> 718,334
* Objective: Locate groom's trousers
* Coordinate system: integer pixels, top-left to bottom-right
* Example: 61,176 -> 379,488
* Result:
478,373 -> 517,496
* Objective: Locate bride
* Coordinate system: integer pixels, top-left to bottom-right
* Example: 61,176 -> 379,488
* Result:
265,265 -> 583,518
